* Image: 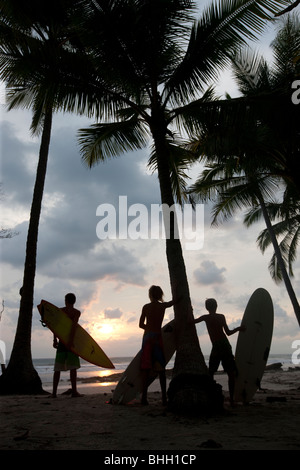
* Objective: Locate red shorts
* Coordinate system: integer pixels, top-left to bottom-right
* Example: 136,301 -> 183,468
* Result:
140,332 -> 166,371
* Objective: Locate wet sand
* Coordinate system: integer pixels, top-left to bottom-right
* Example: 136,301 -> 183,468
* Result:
1,367 -> 300,451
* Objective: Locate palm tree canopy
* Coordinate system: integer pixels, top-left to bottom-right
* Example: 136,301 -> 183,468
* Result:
0,0 -> 99,133
188,14 -> 300,282
76,0 -> 293,199
189,12 -> 300,197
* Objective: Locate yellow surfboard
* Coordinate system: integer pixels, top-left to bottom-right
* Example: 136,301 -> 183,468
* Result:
37,300 -> 114,369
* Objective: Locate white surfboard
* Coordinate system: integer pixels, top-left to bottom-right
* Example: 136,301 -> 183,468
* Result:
113,320 -> 176,404
234,288 -> 274,403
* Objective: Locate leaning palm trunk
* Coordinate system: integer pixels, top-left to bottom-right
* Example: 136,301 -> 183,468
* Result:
257,193 -> 300,326
153,127 -> 223,413
0,108 -> 53,394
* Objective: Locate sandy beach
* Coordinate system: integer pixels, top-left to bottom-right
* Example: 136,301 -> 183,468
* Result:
1,366 -> 300,452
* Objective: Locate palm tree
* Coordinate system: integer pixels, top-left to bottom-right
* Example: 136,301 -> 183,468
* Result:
244,188 -> 300,283
189,15 -> 300,326
190,161 -> 300,325
0,0 -> 95,393
77,0 -> 291,412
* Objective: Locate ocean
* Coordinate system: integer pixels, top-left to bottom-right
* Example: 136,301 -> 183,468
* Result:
32,356 -> 134,393
33,353 -> 295,394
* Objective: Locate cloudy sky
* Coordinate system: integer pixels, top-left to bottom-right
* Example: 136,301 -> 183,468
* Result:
1,2 -> 300,362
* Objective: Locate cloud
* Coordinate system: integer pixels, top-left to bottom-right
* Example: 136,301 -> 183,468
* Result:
104,307 -> 123,319
194,259 -> 227,286
1,116 -> 160,282
1,121 -> 38,214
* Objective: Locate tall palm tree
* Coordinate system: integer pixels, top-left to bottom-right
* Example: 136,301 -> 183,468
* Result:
190,162 -> 300,325
189,15 -> 300,326
77,0 -> 291,412
0,0 -> 95,393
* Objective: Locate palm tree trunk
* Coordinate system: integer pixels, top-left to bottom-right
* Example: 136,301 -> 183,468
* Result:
0,107 -> 53,394
258,193 -> 300,327
152,121 -> 223,413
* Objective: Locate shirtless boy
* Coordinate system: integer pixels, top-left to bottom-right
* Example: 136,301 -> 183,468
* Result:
52,293 -> 82,398
194,298 -> 245,406
139,285 -> 176,405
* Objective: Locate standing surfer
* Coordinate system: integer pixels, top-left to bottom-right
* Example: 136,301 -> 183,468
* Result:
139,285 -> 177,406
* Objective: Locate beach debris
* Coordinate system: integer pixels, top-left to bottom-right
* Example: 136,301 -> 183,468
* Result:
265,363 -> 283,371
199,439 -> 222,449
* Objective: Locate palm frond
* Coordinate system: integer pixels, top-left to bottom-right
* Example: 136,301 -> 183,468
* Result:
246,195 -> 300,282
231,48 -> 271,94
275,0 -> 300,16
271,13 -> 300,84
78,116 -> 150,167
165,0 -> 291,105
170,85 -> 219,135
266,232 -> 298,282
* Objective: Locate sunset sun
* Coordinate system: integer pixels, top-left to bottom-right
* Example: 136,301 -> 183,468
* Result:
87,322 -> 114,340
99,324 -> 114,336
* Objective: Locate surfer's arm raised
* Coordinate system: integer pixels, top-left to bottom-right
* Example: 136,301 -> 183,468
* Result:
162,293 -> 182,309
194,314 -> 207,324
223,317 -> 245,336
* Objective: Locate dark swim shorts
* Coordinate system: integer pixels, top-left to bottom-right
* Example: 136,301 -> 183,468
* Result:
209,338 -> 236,375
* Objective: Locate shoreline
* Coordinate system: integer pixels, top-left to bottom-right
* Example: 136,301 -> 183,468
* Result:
1,367 -> 300,450
41,364 -> 300,395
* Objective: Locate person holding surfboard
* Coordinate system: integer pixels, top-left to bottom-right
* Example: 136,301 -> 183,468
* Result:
194,298 -> 245,406
139,285 -> 177,406
52,293 -> 82,398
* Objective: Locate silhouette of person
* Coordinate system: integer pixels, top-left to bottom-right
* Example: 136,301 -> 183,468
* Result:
139,285 -> 176,406
194,298 -> 245,406
52,293 -> 82,398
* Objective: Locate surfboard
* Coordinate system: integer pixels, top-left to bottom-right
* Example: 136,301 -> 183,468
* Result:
37,299 -> 114,369
234,288 -> 274,404
112,320 -> 176,404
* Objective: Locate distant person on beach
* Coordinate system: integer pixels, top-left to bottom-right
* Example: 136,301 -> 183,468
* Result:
139,285 -> 177,406
52,293 -> 82,398
194,298 -> 245,406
